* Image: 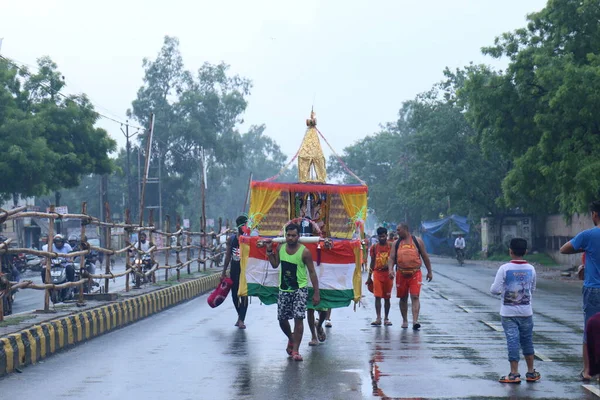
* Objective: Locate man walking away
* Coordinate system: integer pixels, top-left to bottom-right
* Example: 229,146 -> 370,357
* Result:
560,200 -> 600,381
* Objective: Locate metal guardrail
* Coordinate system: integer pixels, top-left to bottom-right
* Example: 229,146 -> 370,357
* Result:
0,202 -> 232,319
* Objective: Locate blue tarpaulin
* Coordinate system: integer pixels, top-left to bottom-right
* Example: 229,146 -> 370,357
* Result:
421,215 -> 470,255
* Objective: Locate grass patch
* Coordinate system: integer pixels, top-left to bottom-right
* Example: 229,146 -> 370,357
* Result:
0,315 -> 37,327
485,252 -> 559,267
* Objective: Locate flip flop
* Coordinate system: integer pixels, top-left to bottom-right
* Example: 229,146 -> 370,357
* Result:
317,326 -> 327,342
384,320 -> 393,326
371,320 -> 382,326
580,372 -> 592,382
413,323 -> 421,330
291,351 -> 303,361
308,339 -> 318,346
401,323 -> 408,329
238,322 -> 246,329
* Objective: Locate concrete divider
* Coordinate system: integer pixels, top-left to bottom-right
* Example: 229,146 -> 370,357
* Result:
0,273 -> 221,376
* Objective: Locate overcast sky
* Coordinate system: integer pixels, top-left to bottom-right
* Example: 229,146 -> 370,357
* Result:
1,0 -> 547,160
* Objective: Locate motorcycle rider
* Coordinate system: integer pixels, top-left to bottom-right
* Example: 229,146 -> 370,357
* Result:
454,234 -> 466,262
134,232 -> 150,253
41,234 -> 74,283
68,234 -> 79,251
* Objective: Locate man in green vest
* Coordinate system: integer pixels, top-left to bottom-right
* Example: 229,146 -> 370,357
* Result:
265,223 -> 321,361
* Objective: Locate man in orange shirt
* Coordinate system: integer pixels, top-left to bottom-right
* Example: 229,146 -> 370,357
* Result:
388,223 -> 432,330
366,227 -> 394,326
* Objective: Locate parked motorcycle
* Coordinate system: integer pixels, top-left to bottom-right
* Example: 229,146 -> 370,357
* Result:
26,254 -> 42,272
49,257 -> 75,303
10,253 -> 28,273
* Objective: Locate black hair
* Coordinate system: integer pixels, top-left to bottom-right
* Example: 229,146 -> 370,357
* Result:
285,223 -> 300,234
590,201 -> 600,214
376,227 -> 387,235
510,238 -> 527,257
236,215 -> 248,227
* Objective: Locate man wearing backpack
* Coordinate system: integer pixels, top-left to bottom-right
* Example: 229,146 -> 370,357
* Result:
388,223 -> 433,330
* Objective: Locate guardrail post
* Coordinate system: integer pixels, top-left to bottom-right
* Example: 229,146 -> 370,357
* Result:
149,209 -> 156,284
177,217 -> 183,281
77,202 -> 87,306
165,216 -> 170,282
186,230 -> 191,275
125,209 -> 131,292
44,205 -> 55,312
104,202 -> 112,294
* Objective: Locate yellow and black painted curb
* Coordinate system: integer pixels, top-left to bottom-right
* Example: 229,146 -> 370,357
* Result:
0,273 -> 221,377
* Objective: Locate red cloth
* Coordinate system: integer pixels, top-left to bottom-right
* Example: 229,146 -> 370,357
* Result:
587,312 -> 600,376
207,277 -> 233,308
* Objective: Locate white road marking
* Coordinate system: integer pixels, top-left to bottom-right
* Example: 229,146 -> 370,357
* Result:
582,384 -> 600,397
481,320 -> 503,332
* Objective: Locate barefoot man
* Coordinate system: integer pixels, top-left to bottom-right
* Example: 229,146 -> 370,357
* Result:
265,223 -> 321,361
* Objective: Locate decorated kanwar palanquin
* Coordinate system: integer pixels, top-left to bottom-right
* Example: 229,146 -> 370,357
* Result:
238,111 -> 368,309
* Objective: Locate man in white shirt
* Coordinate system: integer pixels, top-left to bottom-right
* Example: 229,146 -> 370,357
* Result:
454,234 -> 466,260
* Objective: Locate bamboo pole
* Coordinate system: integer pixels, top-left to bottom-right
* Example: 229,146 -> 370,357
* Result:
125,209 -> 131,292
176,217 -> 181,281
104,202 -> 112,294
77,202 -> 87,306
165,216 -> 170,282
44,205 -> 55,312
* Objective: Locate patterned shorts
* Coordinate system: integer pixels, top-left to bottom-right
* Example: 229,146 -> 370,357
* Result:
277,287 -> 308,320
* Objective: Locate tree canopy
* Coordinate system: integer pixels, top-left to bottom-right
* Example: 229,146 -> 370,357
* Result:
0,56 -> 116,202
459,0 -> 600,215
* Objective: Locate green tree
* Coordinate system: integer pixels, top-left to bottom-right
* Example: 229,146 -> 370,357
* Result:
0,56 -> 116,202
460,0 -> 600,215
128,36 -> 252,226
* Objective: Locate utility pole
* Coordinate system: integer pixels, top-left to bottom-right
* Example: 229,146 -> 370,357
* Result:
138,113 -> 155,227
120,122 -> 136,216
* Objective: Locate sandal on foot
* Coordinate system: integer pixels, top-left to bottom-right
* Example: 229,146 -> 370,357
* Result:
238,322 -> 246,329
325,320 -> 332,328
499,373 -> 521,383
317,326 -> 327,342
291,351 -> 303,361
412,323 -> 421,330
525,370 -> 541,382
401,322 -> 408,329
580,372 -> 591,382
384,319 -> 393,326
308,339 -> 318,346
371,320 -> 382,326
286,341 -> 294,355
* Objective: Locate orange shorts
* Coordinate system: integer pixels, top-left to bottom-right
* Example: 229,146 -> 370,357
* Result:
396,269 -> 422,298
372,270 -> 393,299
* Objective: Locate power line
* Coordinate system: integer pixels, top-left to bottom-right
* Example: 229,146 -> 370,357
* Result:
0,54 -> 145,130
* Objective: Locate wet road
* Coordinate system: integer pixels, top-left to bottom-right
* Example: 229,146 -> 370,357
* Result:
0,258 -> 596,399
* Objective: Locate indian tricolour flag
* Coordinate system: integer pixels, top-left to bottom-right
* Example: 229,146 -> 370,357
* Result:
238,236 -> 362,309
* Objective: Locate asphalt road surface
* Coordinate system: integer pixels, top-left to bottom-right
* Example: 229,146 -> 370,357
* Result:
0,257 -> 596,399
